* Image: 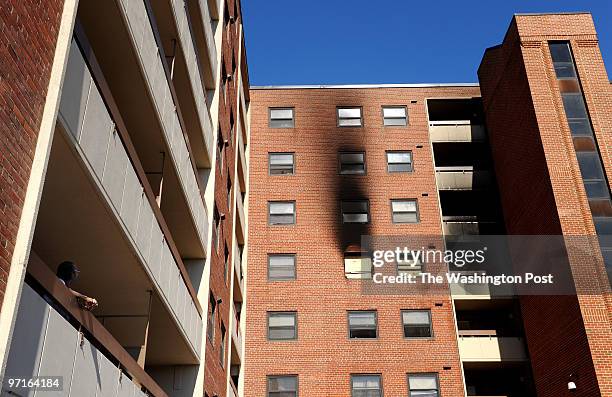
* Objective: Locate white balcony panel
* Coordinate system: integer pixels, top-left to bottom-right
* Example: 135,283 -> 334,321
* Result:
70,338 -> 99,396
120,165 -> 143,237
458,336 -> 528,362
96,351 -> 120,397
36,309 -> 79,396
429,121 -> 486,142
116,377 -> 137,397
103,131 -> 129,211
58,40 -> 203,357
79,87 -> 112,180
60,41 -> 91,141
120,0 -> 209,250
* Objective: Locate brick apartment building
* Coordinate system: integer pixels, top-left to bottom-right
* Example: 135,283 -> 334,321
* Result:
0,0 -> 249,396
0,5 -> 611,397
246,12 -> 611,397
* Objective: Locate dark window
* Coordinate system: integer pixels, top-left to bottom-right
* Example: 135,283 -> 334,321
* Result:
227,177 -> 233,209
549,42 -> 576,79
220,323 -> 226,367
341,200 -> 370,224
269,201 -> 296,225
213,205 -> 221,252
386,151 -> 413,172
269,108 -> 295,128
348,311 -> 377,338
402,310 -> 432,338
382,106 -> 407,126
268,312 -> 297,340
337,107 -> 362,127
269,153 -> 295,175
224,245 -> 230,284
268,254 -> 296,280
268,375 -> 298,397
351,374 -> 382,397
391,200 -> 419,223
408,374 -> 439,397
561,93 -> 593,136
217,129 -> 225,171
339,152 -> 366,175
207,293 -> 216,342
576,151 -> 610,199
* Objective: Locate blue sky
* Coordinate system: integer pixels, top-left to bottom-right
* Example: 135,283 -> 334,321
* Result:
242,1 -> 611,86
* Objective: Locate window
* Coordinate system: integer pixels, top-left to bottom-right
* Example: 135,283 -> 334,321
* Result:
339,152 -> 366,175
213,205 -> 221,252
344,253 -> 372,279
391,200 -> 419,223
386,151 -> 413,172
217,128 -> 225,172
220,323 -> 226,367
402,310 -> 432,338
342,200 -> 370,224
224,245 -> 230,284
269,108 -> 295,128
269,153 -> 295,175
549,42 -> 576,79
561,93 -> 593,136
408,374 -> 439,397
268,312 -> 297,340
348,311 -> 377,338
269,201 -> 296,225
268,375 -> 298,397
382,106 -> 407,126
397,251 -> 423,273
227,177 -> 232,209
268,254 -> 296,280
337,107 -> 362,127
207,293 -> 216,342
576,151 -> 610,199
351,374 -> 382,397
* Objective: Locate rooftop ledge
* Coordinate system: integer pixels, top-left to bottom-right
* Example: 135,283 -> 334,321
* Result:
251,83 -> 480,90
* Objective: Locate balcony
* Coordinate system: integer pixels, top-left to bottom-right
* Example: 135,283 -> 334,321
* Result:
236,191 -> 246,244
234,243 -> 244,299
231,305 -> 243,362
237,130 -> 247,194
435,167 -> 491,190
56,39 -> 202,358
79,0 -> 209,252
458,331 -> 528,362
429,120 -> 486,142
187,0 -> 217,89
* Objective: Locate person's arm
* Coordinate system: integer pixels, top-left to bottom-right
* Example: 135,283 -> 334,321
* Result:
68,288 -> 98,310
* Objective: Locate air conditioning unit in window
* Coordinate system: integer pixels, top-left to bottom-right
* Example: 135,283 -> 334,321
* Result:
344,257 -> 372,279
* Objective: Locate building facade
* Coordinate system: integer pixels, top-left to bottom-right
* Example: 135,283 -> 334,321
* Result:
0,6 -> 611,397
245,13 -> 611,397
0,0 -> 249,396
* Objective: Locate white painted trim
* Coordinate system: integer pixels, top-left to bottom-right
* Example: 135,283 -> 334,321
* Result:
0,0 -> 79,377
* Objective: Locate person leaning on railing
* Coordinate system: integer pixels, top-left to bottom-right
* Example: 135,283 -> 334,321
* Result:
56,261 -> 98,311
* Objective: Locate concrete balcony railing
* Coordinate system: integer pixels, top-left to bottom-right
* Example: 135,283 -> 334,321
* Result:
236,191 -> 246,244
237,129 -> 247,193
458,331 -> 528,362
429,120 -> 486,142
165,0 -> 214,158
231,306 -> 243,361
118,0 -> 209,249
193,0 -> 217,82
234,243 -> 244,297
4,272 -> 166,396
59,39 -> 202,357
451,280 -> 492,299
435,167 -> 492,190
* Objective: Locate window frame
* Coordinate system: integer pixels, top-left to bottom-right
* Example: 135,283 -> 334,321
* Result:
407,373 -> 440,397
268,201 -> 296,225
341,200 -> 371,224
386,150 -> 413,173
267,311 -> 298,341
401,309 -> 433,339
339,151 -> 367,175
269,152 -> 296,175
347,310 -> 378,339
269,107 -> 295,128
267,375 -> 299,397
350,374 -> 383,397
382,105 -> 408,126
337,106 -> 363,127
391,199 -> 420,224
268,253 -> 297,281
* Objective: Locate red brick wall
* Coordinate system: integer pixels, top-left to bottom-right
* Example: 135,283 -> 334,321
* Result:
204,0 -> 243,395
0,0 -> 64,309
478,14 -> 612,397
246,86 -> 482,396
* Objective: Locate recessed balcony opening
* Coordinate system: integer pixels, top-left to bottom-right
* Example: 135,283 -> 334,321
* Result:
76,3 -> 206,259
30,127 -> 198,367
428,98 -> 484,124
464,362 -> 536,397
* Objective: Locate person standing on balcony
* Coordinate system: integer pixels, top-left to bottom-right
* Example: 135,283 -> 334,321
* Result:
56,261 -> 98,311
